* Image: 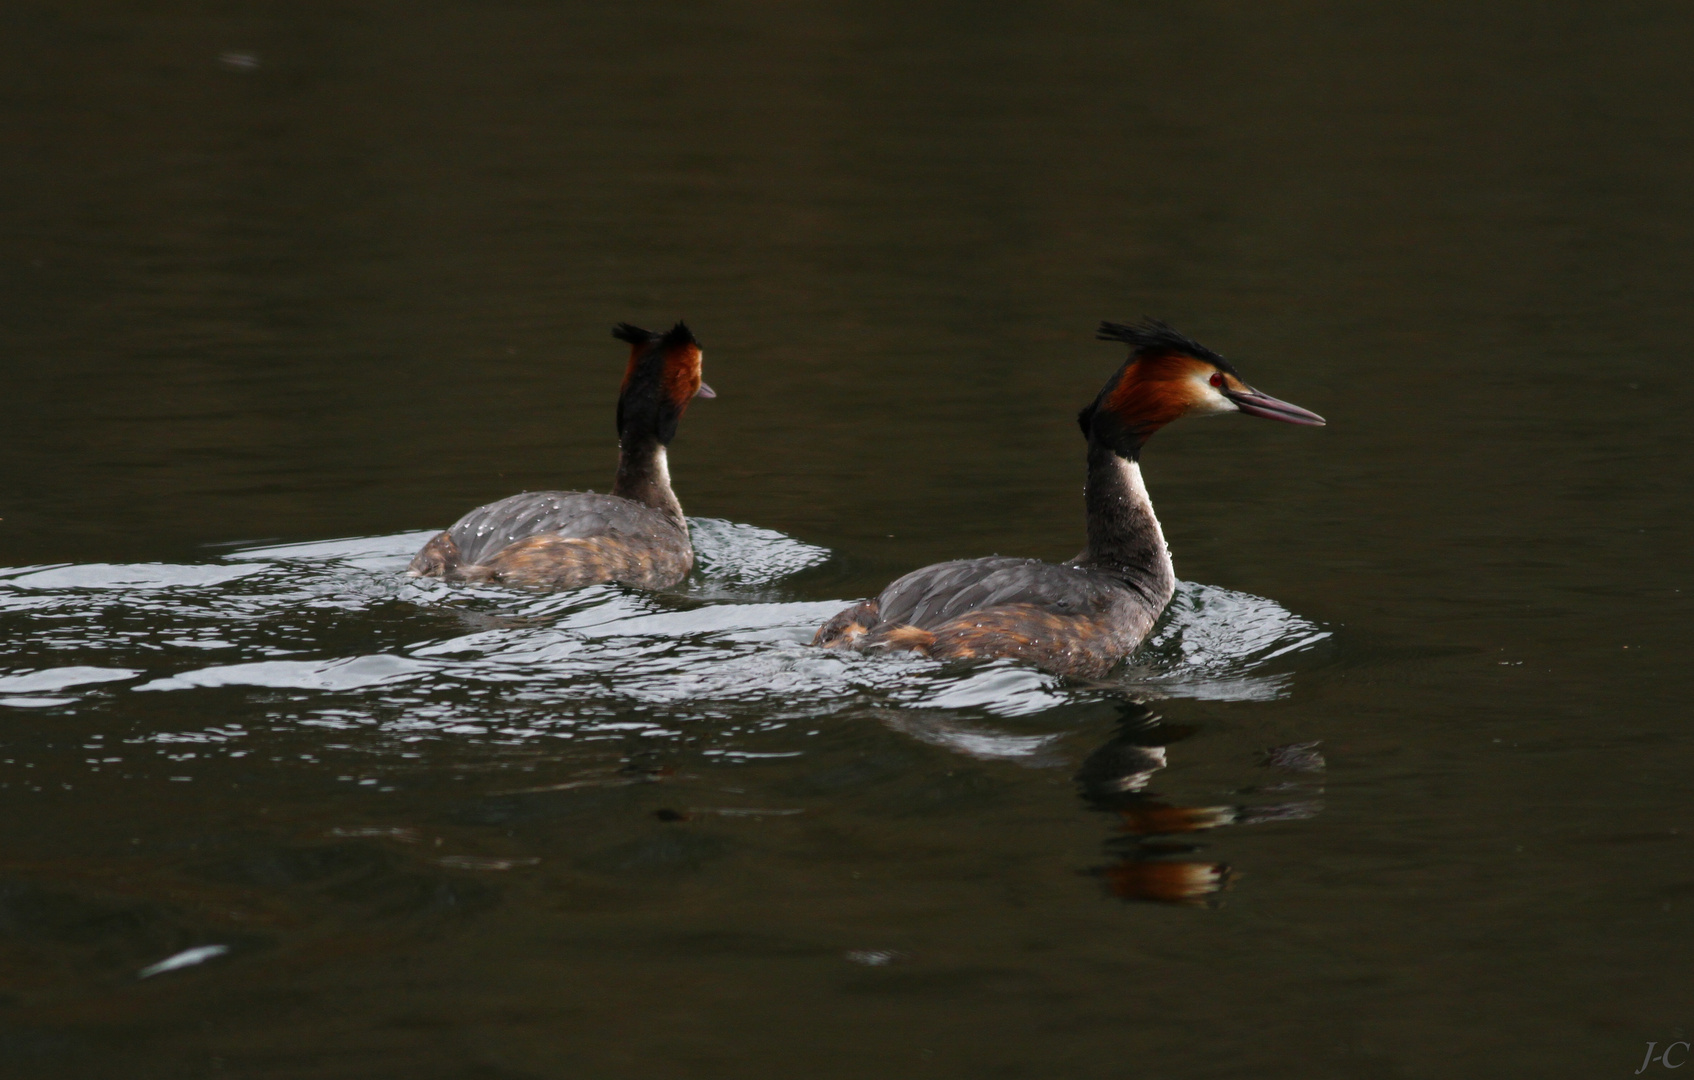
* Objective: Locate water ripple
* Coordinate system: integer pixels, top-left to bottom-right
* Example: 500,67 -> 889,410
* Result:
0,522 -> 1330,760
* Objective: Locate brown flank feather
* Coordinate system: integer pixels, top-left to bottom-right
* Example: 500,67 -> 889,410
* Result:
829,603 -> 1134,678
878,625 -> 937,652
811,601 -> 883,648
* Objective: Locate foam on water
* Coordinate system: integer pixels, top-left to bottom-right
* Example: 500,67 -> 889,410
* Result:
0,521 -> 1330,761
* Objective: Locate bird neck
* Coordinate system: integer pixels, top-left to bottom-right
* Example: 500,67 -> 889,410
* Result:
1076,441 -> 1176,609
611,434 -> 685,524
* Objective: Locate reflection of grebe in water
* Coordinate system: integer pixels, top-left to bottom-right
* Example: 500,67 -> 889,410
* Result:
1075,701 -> 1324,905
409,322 -> 714,590
815,320 -> 1324,677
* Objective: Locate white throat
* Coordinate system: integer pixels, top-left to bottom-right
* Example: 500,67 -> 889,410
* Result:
1113,455 -> 1167,553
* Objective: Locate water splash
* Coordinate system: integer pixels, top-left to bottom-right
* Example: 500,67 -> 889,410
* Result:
0,523 -> 1329,765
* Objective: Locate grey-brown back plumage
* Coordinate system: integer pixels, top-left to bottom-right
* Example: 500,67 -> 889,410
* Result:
409,489 -> 694,590
445,491 -> 682,567
874,557 -> 1132,629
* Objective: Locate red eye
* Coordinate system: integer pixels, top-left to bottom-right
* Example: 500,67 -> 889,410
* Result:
1209,372 -> 1225,389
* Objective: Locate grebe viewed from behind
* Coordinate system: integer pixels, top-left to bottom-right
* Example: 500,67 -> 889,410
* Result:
408,321 -> 715,590
814,319 -> 1325,677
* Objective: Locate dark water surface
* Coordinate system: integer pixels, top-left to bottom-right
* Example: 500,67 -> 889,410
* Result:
3,2 -> 1693,1077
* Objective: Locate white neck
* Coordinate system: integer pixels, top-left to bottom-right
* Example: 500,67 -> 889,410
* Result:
1076,443 -> 1176,609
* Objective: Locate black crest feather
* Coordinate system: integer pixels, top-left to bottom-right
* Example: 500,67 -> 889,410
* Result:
613,323 -> 658,345
1097,318 -> 1235,373
613,321 -> 699,348
660,321 -> 698,348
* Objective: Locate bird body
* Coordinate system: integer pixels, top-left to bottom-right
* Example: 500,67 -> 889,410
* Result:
408,321 -> 714,591
408,489 -> 692,590
814,320 -> 1323,677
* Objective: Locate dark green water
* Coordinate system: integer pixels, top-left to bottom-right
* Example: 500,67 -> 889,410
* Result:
3,2 -> 1692,1077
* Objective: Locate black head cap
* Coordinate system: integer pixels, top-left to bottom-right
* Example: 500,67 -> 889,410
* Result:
613,321 -> 698,349
1096,318 -> 1236,374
